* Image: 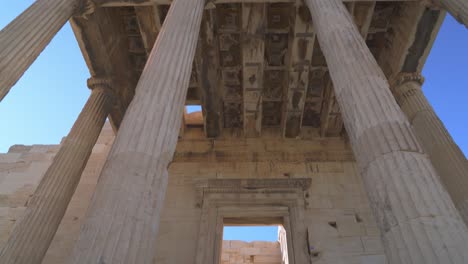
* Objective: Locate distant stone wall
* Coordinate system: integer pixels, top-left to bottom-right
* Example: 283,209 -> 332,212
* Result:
0,144 -> 57,247
0,123 -> 114,264
221,240 -> 282,264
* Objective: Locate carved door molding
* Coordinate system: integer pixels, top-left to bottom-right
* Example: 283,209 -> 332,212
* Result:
194,178 -> 311,264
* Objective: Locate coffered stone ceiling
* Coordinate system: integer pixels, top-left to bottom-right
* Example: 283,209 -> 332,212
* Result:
71,0 -> 444,139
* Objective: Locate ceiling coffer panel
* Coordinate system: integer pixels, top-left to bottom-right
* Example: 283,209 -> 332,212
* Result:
74,1 -> 436,139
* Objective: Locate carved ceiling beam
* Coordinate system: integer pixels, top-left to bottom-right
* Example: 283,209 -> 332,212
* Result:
344,1 -> 356,15
151,4 -> 163,31
377,2 -> 444,79
283,1 -> 315,138
71,7 -> 136,131
355,1 -> 376,37
300,39 -> 327,138
242,3 -> 266,137
319,79 -> 333,137
187,67 -> 202,105
196,9 -> 223,138
260,3 -> 291,133
320,84 -> 343,137
97,0 -> 415,8
134,5 -> 160,55
217,4 -> 243,132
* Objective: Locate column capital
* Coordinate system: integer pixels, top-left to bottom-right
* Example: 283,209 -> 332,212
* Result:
87,76 -> 117,106
87,76 -> 113,91
390,72 -> 425,89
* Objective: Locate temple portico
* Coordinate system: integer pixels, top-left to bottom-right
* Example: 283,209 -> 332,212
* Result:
0,0 -> 467,263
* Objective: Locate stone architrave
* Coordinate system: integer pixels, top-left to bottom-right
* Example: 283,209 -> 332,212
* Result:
0,77 -> 113,264
304,0 -> 468,263
392,72 -> 468,225
67,0 -> 205,263
0,0 -> 85,101
431,0 -> 468,27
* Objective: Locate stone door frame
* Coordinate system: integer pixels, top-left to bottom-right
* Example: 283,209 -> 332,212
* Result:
194,178 -> 311,264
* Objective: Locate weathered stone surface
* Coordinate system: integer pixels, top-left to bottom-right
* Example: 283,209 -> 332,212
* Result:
304,0 -> 468,263
0,124 -> 387,264
392,73 -> 468,225
0,78 -> 113,264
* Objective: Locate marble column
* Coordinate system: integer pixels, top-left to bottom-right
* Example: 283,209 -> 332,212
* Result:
431,0 -> 468,27
392,72 -> 468,225
304,0 -> 468,263
68,0 -> 205,263
0,77 -> 113,264
0,0 -> 83,101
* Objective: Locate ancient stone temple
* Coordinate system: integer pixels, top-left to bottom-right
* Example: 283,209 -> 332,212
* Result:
0,0 -> 467,263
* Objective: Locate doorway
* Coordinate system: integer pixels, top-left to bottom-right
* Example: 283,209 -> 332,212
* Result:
221,219 -> 289,264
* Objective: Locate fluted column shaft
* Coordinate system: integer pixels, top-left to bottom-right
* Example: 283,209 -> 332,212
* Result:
432,0 -> 468,27
0,0 -> 82,101
0,78 -> 113,264
392,73 -> 468,225
68,0 -> 205,263
305,0 -> 468,263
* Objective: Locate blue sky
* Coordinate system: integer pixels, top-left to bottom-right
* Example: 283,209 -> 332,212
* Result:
0,1 -> 89,152
223,226 -> 279,242
0,4 -> 466,242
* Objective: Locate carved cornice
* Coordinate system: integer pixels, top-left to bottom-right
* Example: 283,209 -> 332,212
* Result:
196,178 -> 312,191
194,178 -> 311,208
